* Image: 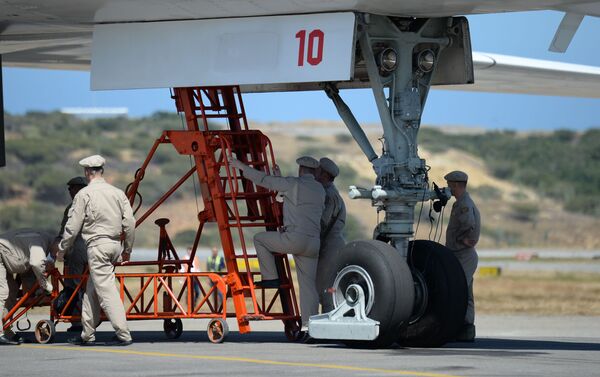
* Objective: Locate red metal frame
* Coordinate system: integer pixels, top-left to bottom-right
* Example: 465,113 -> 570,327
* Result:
2,86 -> 301,338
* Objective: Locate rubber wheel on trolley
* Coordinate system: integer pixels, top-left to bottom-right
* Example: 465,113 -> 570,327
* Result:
34,320 -> 56,344
163,318 -> 183,339
207,318 -> 229,344
284,319 -> 302,341
398,240 -> 468,347
332,240 -> 414,348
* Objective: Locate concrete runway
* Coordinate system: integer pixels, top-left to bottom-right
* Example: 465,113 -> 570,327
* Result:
3,315 -> 600,377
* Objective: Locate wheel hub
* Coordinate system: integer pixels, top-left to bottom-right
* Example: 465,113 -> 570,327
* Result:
332,265 -> 375,314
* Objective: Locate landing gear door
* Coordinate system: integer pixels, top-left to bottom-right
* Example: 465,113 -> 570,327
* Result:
431,17 -> 474,86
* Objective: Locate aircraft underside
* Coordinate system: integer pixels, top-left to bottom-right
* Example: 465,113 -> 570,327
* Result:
1,6 -> 600,347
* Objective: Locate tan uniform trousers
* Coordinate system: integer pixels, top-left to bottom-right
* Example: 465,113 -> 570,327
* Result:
316,234 -> 345,313
254,231 -> 320,327
81,242 -> 131,342
454,247 -> 479,325
0,254 -> 18,337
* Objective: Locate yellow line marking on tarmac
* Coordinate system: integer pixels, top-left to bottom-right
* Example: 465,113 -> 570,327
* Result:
23,344 -> 463,377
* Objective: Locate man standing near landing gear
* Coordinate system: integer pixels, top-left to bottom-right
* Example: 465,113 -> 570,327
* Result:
444,170 -> 480,342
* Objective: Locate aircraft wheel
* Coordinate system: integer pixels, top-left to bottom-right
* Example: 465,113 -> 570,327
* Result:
332,240 -> 414,348
207,318 -> 229,344
34,320 -> 55,344
163,318 -> 183,339
398,240 -> 467,347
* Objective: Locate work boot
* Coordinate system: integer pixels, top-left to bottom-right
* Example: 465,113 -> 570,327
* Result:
68,336 -> 96,346
10,333 -> 25,344
455,324 -> 476,342
254,279 -> 281,289
0,334 -> 20,345
106,336 -> 133,346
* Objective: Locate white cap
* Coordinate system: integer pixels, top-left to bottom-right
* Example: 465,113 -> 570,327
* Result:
79,155 -> 105,168
319,157 -> 339,178
296,156 -> 319,169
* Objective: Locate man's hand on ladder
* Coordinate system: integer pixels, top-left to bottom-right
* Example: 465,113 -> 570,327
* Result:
272,164 -> 281,177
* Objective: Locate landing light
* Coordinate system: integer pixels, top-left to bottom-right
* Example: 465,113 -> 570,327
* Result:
417,49 -> 435,73
378,48 -> 398,72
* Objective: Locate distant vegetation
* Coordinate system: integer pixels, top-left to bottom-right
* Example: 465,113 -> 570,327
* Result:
1,111 -> 192,235
419,127 -> 600,216
1,112 -> 598,245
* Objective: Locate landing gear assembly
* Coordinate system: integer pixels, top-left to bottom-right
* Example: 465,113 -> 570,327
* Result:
309,14 -> 472,347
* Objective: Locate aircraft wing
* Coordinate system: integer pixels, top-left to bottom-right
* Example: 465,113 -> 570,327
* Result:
2,2 -> 600,98
438,52 -> 600,98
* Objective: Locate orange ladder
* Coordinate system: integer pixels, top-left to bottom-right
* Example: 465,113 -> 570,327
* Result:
127,86 -> 302,336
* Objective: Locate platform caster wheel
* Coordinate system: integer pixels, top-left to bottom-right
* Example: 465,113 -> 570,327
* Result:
207,319 -> 229,344
163,318 -> 183,339
34,320 -> 55,344
284,320 -> 302,341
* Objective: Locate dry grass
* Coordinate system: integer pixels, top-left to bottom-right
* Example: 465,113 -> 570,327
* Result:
475,270 -> 600,315
19,268 -> 600,318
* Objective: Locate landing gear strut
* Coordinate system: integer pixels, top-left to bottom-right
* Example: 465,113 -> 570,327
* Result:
310,14 -> 472,347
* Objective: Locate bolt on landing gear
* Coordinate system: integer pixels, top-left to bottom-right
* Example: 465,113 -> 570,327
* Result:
310,14 -> 472,347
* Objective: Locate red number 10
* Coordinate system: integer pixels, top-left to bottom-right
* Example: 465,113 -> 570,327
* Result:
295,29 -> 324,66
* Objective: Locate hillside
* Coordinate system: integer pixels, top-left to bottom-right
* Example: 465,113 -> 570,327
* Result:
1,112 -> 598,250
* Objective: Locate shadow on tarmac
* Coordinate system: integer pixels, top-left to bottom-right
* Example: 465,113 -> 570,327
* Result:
43,330 -> 292,346
444,338 -> 600,351
28,331 -> 600,353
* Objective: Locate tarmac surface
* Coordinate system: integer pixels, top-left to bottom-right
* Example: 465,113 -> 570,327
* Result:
3,314 -> 600,377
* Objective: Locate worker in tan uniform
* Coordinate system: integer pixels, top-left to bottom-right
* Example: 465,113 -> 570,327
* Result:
315,157 -> 346,313
59,155 -> 136,346
1,229 -> 55,345
56,176 -> 88,332
444,170 -> 480,342
230,156 -> 325,330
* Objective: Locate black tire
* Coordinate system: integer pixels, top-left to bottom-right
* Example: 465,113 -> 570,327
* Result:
398,240 -> 467,347
163,318 -> 183,339
333,240 -> 414,348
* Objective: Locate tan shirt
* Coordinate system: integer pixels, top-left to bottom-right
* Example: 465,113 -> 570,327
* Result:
445,191 -> 481,251
321,182 -> 346,240
241,167 -> 325,238
59,178 -> 135,253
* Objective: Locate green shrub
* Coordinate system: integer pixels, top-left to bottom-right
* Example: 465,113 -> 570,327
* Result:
34,169 -> 72,204
0,203 -> 63,234
299,146 -> 335,159
472,185 -> 502,200
334,134 -> 353,144
510,203 -> 540,222
296,135 -> 316,142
